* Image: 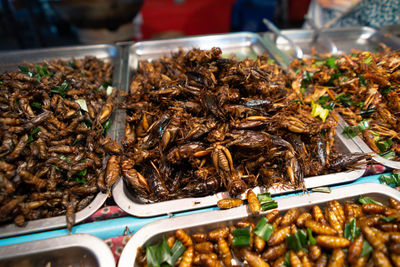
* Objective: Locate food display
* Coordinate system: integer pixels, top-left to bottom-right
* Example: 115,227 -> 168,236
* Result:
120,47 -> 368,202
135,195 -> 400,267
290,46 -> 400,161
0,57 -> 120,231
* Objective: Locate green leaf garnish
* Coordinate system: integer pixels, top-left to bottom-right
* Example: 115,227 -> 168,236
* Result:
253,217 -> 274,241
58,155 -> 71,163
102,120 -> 112,135
168,240 -> 186,266
261,201 -> 278,211
379,216 -> 398,223
19,66 -> 33,77
380,85 -> 392,95
233,226 -> 251,247
358,196 -> 383,206
364,56 -> 372,65
257,193 -> 273,203
284,251 -> 291,267
312,187 -> 331,193
318,96 -> 331,105
360,107 -> 375,117
379,173 -> 400,187
359,74 -> 367,87
325,57 -> 338,68
379,150 -> 396,160
27,127 -> 41,143
51,80 -> 70,98
344,218 -> 360,241
376,139 -> 393,153
307,228 -> 316,245
336,93 -> 353,107
360,240 -> 373,257
286,229 -> 308,252
342,126 -> 359,139
30,101 -> 42,109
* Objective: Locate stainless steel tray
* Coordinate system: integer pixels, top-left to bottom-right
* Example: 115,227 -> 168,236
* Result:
0,45 -> 120,238
0,233 -> 115,267
338,117 -> 400,169
265,26 -> 400,59
113,101 -> 366,217
118,182 -> 399,267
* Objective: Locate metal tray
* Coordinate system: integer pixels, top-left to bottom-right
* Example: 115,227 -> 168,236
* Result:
337,117 -> 400,169
116,32 -> 277,90
0,233 -> 115,267
265,26 -> 400,59
118,182 -> 399,267
0,44 -> 120,238
113,102 -> 366,217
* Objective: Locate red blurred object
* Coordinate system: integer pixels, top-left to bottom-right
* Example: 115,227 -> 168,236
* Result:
139,0 -> 236,40
289,0 -> 311,23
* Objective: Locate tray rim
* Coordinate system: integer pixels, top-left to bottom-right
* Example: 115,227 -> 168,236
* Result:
0,233 -> 115,267
118,182 -> 400,267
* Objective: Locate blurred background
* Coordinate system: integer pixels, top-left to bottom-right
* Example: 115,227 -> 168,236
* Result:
0,0 -> 311,50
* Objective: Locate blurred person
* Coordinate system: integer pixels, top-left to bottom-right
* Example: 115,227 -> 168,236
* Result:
306,0 -> 400,28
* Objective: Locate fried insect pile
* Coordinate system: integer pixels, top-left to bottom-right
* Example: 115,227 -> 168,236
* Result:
136,197 -> 400,267
0,57 -> 120,231
122,47 -> 366,201
291,47 -> 400,161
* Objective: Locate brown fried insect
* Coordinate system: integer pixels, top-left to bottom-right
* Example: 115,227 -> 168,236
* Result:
391,254 -> 400,267
362,203 -> 386,214
193,253 -> 218,265
372,250 -> 392,267
315,252 -> 328,267
389,198 -> 400,210
289,250 -> 302,267
217,238 -> 233,267
192,233 -> 208,243
199,253 -> 223,267
308,244 -> 321,261
105,155 -> 121,192
348,234 -> 364,264
217,198 -> 243,210
247,189 -> 261,216
316,235 -> 350,249
244,249 -> 270,267
268,226 -> 291,246
305,220 -> 337,235
273,256 -> 285,267
281,208 -> 301,227
176,229 -> 193,247
301,255 -> 313,267
327,249 -> 345,267
179,246 -> 194,267
313,205 -> 328,225
361,226 -> 388,254
254,235 -> 266,253
208,227 -> 229,241
195,242 -> 214,254
296,212 -> 312,228
266,210 -> 280,224
262,243 -> 287,261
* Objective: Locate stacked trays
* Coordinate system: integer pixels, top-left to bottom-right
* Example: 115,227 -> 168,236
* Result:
0,29 -> 399,241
